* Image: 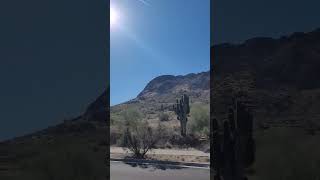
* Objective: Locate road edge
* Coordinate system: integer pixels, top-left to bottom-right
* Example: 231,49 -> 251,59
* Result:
110,158 -> 210,169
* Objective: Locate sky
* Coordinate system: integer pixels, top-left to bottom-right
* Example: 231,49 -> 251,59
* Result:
111,0 -> 211,105
212,0 -> 320,45
0,0 -> 108,141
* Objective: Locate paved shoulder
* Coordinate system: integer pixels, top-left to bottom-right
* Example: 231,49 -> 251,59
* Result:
111,161 -> 210,180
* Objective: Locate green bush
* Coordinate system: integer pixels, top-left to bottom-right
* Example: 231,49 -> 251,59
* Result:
188,104 -> 210,137
121,108 -> 142,127
117,109 -> 159,158
158,112 -> 170,121
115,108 -> 142,146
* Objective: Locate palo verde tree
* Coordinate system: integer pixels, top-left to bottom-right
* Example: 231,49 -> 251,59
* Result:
121,108 -> 158,159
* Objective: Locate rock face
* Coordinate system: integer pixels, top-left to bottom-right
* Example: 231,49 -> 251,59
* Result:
138,72 -> 210,99
138,72 -> 210,104
212,28 -> 320,129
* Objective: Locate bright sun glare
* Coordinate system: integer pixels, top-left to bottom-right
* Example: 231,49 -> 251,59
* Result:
110,6 -> 119,29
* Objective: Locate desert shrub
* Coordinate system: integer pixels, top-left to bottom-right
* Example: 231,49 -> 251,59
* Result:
110,127 -> 122,145
110,114 -> 119,125
115,108 -> 142,146
188,104 -> 210,137
115,108 -> 159,158
154,122 -> 174,148
123,120 -> 158,159
158,112 -> 169,121
121,108 -> 142,127
252,127 -> 320,180
18,146 -> 106,180
169,134 -> 200,148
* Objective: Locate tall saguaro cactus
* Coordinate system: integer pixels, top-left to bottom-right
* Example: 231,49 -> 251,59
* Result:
173,94 -> 190,137
213,97 -> 255,180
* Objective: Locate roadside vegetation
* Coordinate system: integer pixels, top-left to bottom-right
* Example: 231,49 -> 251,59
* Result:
3,135 -> 108,180
188,104 -> 210,138
250,127 -> 320,180
110,102 -> 210,158
119,108 -> 159,158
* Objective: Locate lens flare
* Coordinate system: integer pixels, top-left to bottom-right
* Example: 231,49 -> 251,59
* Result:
110,7 -> 119,28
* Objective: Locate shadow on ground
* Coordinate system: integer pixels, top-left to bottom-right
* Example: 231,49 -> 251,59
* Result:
121,156 -> 188,170
124,162 -> 186,170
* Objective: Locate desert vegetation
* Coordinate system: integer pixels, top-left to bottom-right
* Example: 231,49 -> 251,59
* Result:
188,103 -> 210,138
110,95 -> 210,158
250,127 -> 320,180
118,108 -> 159,158
0,131 -> 108,180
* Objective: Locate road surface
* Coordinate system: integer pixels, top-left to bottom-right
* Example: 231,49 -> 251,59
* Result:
110,161 -> 210,180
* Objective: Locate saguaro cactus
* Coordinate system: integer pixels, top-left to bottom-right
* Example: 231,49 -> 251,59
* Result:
173,94 -> 190,137
212,98 -> 255,180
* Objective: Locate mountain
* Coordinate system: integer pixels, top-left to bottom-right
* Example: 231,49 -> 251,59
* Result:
110,72 -> 210,123
2,28 -> 320,173
214,29 -> 320,89
212,28 -> 320,129
138,72 -> 210,99
0,89 -> 109,178
83,89 -> 108,122
4,28 -> 320,141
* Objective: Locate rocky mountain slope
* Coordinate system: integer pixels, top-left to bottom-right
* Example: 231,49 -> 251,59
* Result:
111,72 -> 210,124
212,28 -> 320,129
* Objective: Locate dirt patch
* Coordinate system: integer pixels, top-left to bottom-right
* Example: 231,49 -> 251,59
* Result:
110,147 -> 210,164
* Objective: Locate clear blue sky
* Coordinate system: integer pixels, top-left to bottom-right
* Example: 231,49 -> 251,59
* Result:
111,0 -> 210,105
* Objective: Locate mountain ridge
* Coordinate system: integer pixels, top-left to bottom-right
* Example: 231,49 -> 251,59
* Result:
137,71 -> 210,100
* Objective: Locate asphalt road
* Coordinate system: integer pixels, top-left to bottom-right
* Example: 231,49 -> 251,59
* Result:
110,161 -> 210,180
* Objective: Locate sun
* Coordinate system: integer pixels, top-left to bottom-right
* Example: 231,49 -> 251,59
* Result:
110,6 -> 120,29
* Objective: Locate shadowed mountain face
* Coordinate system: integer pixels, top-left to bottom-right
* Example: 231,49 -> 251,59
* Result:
84,88 -> 108,122
214,29 -> 320,89
212,28 -> 320,129
0,87 -> 109,144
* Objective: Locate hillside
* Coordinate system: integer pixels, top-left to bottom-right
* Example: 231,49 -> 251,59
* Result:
212,28 -> 320,130
211,28 -> 320,179
0,88 -> 109,179
111,72 -> 209,125
2,28 -> 320,179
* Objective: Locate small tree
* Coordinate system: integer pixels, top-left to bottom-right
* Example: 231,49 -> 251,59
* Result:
124,120 -> 158,159
121,108 -> 158,159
